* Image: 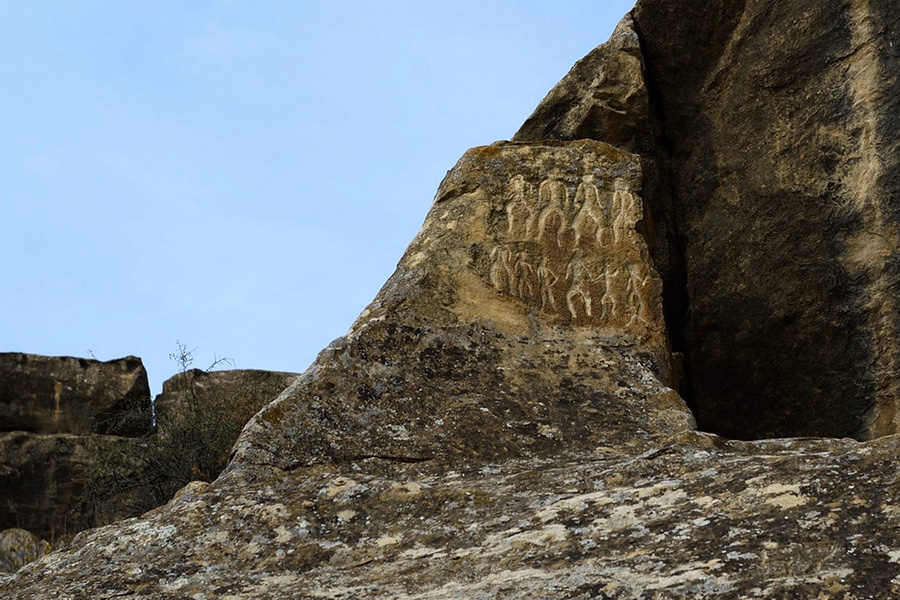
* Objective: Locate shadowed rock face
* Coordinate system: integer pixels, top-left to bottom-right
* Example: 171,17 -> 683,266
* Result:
632,0 -> 900,440
0,432 -> 148,540
3,2 -> 900,598
0,354 -> 152,437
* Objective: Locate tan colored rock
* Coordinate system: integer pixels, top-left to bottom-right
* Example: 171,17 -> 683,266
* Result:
0,528 -> 50,575
0,354 -> 152,437
234,140 -> 689,472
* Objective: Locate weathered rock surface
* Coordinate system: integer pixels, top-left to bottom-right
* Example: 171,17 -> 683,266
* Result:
0,354 -> 152,437
6,434 -> 900,598
3,0 -> 900,598
0,431 -> 148,541
154,369 -> 298,437
0,528 -> 50,575
233,140 -> 688,471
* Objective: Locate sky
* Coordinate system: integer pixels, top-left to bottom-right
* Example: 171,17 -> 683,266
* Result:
1,1 -> 636,396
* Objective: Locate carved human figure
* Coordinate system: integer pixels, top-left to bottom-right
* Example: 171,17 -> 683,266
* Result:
625,264 -> 651,326
537,178 -> 570,247
514,252 -> 536,300
505,175 -> 534,240
537,256 -> 560,312
599,264 -> 622,323
489,246 -> 516,294
572,178 -> 607,247
612,187 -> 639,245
565,250 -> 596,319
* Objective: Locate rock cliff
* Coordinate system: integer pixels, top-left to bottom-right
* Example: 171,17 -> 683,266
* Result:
2,1 -> 899,597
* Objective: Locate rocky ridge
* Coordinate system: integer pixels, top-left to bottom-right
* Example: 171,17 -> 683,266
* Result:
2,0 -> 899,598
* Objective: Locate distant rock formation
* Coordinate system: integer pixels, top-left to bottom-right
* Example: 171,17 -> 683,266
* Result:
0,355 -> 297,541
0,354 -> 153,540
155,369 -> 298,438
0,354 -> 152,437
0,431 -> 147,541
3,0 -> 899,598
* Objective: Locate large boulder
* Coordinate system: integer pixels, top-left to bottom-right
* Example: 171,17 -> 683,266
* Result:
0,354 -> 152,437
233,140 -> 689,471
516,1 -> 900,441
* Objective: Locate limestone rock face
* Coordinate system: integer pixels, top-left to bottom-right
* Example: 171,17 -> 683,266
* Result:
629,0 -> 900,440
234,140 -> 689,472
0,354 -> 152,437
0,528 -> 50,575
0,432 -> 147,540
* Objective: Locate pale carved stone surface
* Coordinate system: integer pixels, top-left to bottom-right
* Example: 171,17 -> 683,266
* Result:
485,173 -> 656,330
428,141 -> 669,359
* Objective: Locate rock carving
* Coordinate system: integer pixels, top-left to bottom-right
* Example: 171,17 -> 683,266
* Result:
484,172 -> 655,330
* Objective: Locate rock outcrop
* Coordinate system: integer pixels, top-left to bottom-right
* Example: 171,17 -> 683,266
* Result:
0,363 -> 297,542
517,1 -> 900,441
0,354 -> 152,437
0,355 -> 153,541
3,1 -> 900,598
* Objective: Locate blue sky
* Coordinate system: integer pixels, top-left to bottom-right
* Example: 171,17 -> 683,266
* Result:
1,1 -> 635,395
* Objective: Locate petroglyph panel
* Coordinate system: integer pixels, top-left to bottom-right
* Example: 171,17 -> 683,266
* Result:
480,169 -> 661,331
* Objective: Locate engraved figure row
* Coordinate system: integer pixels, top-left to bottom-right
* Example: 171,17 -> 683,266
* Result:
488,246 -> 653,325
504,175 -> 642,248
